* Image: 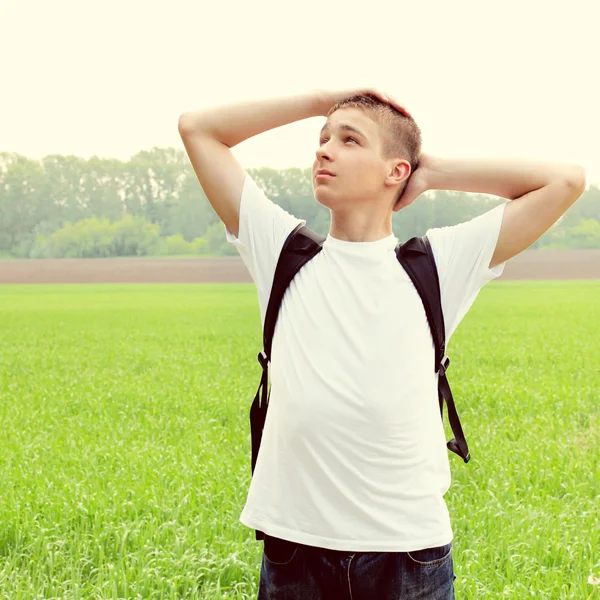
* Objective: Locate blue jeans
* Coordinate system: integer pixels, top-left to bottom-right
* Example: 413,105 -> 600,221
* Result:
258,534 -> 456,599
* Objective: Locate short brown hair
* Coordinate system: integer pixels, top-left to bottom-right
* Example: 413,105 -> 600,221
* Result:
327,94 -> 422,207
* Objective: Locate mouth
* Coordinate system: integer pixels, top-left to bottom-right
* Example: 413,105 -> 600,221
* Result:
316,169 -> 336,179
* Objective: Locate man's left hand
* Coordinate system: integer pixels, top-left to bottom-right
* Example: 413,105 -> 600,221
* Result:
393,153 -> 435,212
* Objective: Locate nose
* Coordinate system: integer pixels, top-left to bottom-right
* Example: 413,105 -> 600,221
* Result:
315,143 -> 331,162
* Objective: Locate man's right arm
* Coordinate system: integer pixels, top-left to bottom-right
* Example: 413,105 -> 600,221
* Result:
178,91 -> 327,239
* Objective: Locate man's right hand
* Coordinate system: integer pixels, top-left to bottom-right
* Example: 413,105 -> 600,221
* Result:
315,87 -> 411,118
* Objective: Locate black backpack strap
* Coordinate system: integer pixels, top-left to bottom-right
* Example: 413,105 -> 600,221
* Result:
396,235 -> 470,463
250,223 -> 325,540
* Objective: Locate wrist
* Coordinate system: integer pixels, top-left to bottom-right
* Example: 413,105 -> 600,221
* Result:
312,89 -> 334,117
419,154 -> 443,191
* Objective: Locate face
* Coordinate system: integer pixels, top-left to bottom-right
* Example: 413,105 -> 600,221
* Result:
312,108 -> 394,212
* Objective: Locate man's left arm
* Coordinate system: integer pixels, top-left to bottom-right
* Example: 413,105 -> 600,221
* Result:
424,156 -> 587,269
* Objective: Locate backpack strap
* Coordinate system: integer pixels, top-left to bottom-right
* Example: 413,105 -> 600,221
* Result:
250,223 -> 325,541
396,235 -> 470,463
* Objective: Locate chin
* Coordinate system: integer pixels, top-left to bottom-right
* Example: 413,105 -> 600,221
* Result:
313,189 -> 336,210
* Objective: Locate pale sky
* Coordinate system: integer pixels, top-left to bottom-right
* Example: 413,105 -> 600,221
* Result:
2,0 -> 599,183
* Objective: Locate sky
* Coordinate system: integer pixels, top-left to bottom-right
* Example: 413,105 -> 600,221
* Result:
1,0 -> 599,184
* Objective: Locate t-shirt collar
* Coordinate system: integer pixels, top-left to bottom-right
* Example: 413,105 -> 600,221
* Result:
324,232 -> 398,253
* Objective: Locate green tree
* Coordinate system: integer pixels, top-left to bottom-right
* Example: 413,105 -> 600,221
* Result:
110,215 -> 161,256
565,218 -> 600,248
0,154 -> 48,256
32,218 -> 113,258
1,147 -> 597,257
157,234 -> 193,256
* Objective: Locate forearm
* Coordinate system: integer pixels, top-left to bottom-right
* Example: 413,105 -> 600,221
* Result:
426,156 -> 586,200
178,91 -> 325,148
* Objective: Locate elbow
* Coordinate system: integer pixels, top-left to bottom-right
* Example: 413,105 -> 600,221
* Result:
178,113 -> 195,137
178,112 -> 217,141
566,165 -> 587,193
178,112 -> 209,137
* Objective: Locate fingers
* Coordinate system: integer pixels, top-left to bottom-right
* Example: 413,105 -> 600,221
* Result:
387,95 -> 411,118
368,89 -> 411,118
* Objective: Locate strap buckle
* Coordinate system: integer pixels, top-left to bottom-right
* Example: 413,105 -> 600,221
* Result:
257,350 -> 269,369
438,354 -> 450,376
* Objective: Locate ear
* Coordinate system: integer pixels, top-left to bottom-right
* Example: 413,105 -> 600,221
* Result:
385,159 -> 411,193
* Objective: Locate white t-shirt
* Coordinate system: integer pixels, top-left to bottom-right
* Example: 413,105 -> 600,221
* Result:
225,171 -> 509,552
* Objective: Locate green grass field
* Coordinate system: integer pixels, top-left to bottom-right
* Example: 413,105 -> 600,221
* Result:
0,282 -> 598,599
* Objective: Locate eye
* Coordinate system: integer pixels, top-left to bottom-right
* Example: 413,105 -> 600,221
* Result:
318,136 -> 358,146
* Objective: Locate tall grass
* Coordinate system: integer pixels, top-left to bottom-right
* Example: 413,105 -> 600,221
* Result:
0,282 -> 598,599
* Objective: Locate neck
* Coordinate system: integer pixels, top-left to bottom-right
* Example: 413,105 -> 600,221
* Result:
329,211 -> 393,242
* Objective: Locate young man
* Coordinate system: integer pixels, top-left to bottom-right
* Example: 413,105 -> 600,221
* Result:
178,88 -> 586,599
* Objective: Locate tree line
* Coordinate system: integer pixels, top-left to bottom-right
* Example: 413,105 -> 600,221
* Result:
1,147 -> 598,259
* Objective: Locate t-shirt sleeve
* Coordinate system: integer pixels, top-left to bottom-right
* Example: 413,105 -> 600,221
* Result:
425,200 -> 509,343
224,171 -> 306,324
